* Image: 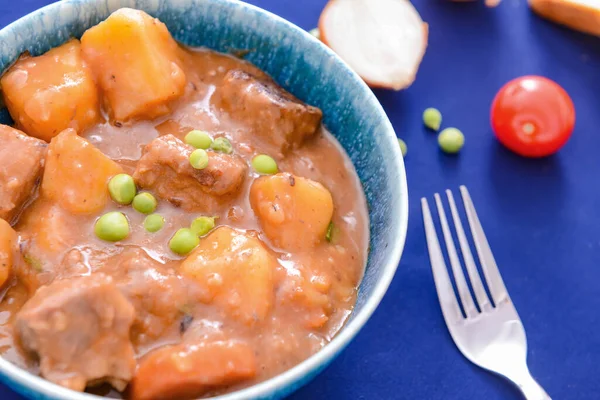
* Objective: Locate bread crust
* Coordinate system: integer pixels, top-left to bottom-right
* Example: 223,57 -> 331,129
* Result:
529,0 -> 600,36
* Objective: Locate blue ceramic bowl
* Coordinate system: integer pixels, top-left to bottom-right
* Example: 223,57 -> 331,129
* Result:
0,0 -> 408,399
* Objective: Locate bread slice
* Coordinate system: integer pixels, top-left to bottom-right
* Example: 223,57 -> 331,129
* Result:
529,0 -> 600,36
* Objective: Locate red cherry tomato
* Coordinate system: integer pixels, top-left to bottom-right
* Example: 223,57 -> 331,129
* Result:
490,76 -> 575,157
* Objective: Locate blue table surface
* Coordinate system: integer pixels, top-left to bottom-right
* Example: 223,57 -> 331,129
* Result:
2,1 -> 600,399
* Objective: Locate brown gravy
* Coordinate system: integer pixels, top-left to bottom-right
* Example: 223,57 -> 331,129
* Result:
0,45 -> 368,398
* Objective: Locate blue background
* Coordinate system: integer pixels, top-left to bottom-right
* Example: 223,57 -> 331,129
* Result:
1,0 -> 600,399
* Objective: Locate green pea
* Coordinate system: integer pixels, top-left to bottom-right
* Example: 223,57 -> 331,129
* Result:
132,192 -> 157,214
398,139 -> 408,157
423,107 -> 442,131
169,228 -> 199,255
185,130 -> 213,150
144,214 -> 165,233
210,137 -> 233,154
251,154 -> 278,175
438,128 -> 465,154
189,149 -> 209,170
94,212 -> 130,242
108,174 -> 136,205
190,216 -> 216,237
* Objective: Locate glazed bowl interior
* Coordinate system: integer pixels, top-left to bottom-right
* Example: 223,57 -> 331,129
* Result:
0,0 -> 408,399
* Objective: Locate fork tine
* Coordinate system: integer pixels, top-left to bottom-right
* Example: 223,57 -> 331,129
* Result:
434,193 -> 478,319
460,186 -> 509,305
421,197 -> 463,324
446,190 -> 492,312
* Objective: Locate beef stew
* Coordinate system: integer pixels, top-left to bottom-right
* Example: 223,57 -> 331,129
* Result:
0,8 -> 368,400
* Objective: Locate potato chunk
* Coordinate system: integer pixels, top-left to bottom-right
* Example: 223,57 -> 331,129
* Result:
180,227 -> 275,325
18,201 -> 78,257
0,39 -> 101,142
0,219 -> 17,289
81,8 -> 186,122
250,173 -> 334,251
41,129 -> 122,214
130,340 -> 256,400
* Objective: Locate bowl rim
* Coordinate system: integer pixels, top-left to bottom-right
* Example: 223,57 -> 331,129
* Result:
0,0 -> 409,399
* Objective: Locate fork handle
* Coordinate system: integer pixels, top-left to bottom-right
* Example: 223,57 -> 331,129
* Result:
517,373 -> 551,400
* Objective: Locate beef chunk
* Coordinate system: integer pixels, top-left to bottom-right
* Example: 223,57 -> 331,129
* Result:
0,125 -> 47,223
133,135 -> 247,211
102,249 -> 202,343
217,70 -> 322,156
15,274 -> 136,392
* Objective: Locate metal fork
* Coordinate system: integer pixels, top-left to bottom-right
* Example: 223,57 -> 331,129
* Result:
421,186 -> 550,400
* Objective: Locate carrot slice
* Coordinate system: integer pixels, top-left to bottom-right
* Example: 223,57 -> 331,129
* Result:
319,0 -> 428,91
130,341 -> 256,400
